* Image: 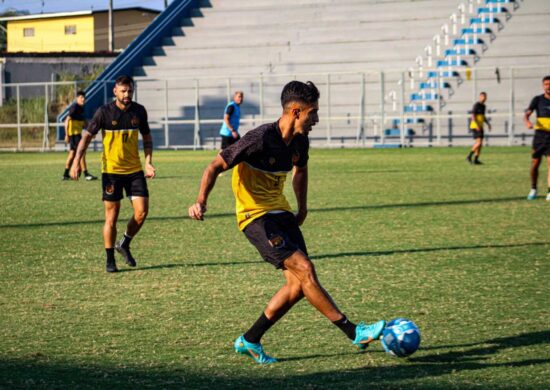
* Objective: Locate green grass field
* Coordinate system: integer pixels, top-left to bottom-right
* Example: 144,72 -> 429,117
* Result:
1,147 -> 549,389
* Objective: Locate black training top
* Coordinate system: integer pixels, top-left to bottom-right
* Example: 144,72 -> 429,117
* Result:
527,94 -> 550,131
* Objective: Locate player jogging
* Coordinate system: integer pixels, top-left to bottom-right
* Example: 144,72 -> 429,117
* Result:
466,92 -> 491,165
71,75 -> 156,272
524,75 -> 550,201
62,91 -> 97,181
188,81 -> 385,364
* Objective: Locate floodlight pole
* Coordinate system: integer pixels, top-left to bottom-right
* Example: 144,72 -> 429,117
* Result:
108,0 -> 114,52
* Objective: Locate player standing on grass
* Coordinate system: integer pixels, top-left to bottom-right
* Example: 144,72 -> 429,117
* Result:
466,92 -> 491,165
188,81 -> 385,364
71,75 -> 156,272
219,91 -> 244,150
525,75 -> 550,201
62,91 -> 97,181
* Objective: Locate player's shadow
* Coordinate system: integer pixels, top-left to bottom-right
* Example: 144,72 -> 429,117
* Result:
0,196 -> 527,229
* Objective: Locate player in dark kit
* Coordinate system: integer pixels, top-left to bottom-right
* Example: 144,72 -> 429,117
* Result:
62,91 -> 97,181
188,81 -> 385,364
524,75 -> 550,201
71,75 -> 156,272
466,92 -> 491,165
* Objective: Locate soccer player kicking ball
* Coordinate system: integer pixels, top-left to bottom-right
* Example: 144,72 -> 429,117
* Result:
188,81 -> 385,364
524,75 -> 550,201
71,75 -> 156,272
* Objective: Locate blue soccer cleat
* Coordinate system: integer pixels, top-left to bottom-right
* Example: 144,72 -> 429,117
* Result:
234,335 -> 277,364
527,189 -> 537,200
353,320 -> 386,349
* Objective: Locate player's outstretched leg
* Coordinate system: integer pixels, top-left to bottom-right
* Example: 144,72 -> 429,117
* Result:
234,335 -> 278,365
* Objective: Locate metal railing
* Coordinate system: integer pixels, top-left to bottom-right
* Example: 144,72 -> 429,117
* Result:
1,64 -> 549,151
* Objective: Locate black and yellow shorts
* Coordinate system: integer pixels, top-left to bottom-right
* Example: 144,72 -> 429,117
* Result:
471,129 -> 484,140
243,211 -> 308,269
69,134 -> 82,151
532,130 -> 550,159
101,170 -> 149,202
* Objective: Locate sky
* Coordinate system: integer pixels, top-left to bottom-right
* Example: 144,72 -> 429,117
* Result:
0,0 -> 170,14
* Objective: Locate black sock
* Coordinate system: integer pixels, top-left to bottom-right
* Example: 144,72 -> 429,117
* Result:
106,248 -> 115,263
548,187 -> 550,194
243,313 -> 274,344
333,315 -> 357,341
119,233 -> 133,249
63,168 -> 69,176
84,170 -> 89,176
467,151 -> 474,158
474,155 -> 479,162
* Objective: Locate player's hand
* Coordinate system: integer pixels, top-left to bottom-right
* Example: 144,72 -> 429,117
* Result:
145,163 -> 156,179
295,209 -> 308,226
526,120 -> 534,129
70,163 -> 81,180
232,131 -> 239,140
64,135 -> 69,144
488,124 -> 492,132
189,202 -> 207,221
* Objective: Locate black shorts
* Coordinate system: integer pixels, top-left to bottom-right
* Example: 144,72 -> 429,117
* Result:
532,130 -> 550,159
221,135 -> 240,150
243,211 -> 308,269
472,129 -> 484,140
69,134 -> 82,151
102,171 -> 149,202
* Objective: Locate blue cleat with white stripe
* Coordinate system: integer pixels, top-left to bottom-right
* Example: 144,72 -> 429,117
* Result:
353,320 -> 386,349
234,335 -> 278,364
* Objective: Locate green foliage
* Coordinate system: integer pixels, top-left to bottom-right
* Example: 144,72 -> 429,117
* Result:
0,148 -> 549,389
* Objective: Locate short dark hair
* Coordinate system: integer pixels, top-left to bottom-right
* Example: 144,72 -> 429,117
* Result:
76,90 -> 86,97
281,81 -> 320,109
115,75 -> 134,87
543,75 -> 550,83
480,91 -> 487,96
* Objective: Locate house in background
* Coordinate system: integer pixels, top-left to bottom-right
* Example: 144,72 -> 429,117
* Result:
1,7 -> 160,53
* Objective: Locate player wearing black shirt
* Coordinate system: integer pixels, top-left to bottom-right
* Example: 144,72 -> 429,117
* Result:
71,75 -> 156,272
467,92 -> 491,165
188,81 -> 385,364
61,91 -> 97,181
524,75 -> 550,200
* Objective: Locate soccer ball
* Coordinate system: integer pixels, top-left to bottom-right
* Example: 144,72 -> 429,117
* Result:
381,318 -> 421,357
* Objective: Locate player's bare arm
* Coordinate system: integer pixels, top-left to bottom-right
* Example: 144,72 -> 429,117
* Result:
70,131 -> 93,180
524,109 -> 534,129
188,154 -> 229,220
64,116 -> 70,143
142,133 -> 156,178
293,165 -> 308,226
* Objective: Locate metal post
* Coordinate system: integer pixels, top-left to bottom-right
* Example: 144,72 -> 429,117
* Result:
226,77 -> 231,103
326,73 -> 332,145
194,79 -> 201,150
108,0 -> 114,52
400,72 -> 406,146
380,71 -> 385,144
43,84 -> 49,151
472,67 -> 477,101
16,84 -> 21,151
163,79 -> 169,148
437,74 -> 442,145
509,67 -> 515,146
356,72 -> 366,146
259,74 -> 264,122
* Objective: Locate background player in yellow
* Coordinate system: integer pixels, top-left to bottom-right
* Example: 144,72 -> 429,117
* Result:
467,92 -> 491,165
524,75 -> 550,200
188,81 -> 385,364
70,75 -> 156,272
61,91 -> 97,181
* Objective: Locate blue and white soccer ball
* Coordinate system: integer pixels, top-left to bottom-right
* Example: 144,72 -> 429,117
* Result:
381,318 -> 421,357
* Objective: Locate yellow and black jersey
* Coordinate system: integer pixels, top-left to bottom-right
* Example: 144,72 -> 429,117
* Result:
67,103 -> 85,136
87,101 -> 150,174
220,121 -> 309,231
469,102 -> 486,131
527,94 -> 550,132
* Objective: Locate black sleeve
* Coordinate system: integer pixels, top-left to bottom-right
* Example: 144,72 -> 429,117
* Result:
220,129 -> 263,168
526,96 -> 539,113
225,105 -> 235,116
87,107 -> 104,136
139,107 -> 151,135
68,104 -> 77,118
294,135 -> 309,168
472,102 -> 480,114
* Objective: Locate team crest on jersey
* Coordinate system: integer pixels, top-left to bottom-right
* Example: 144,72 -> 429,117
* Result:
105,184 -> 115,195
269,157 -> 276,165
268,235 -> 285,249
292,153 -> 300,164
131,116 -> 140,127
111,120 -> 118,126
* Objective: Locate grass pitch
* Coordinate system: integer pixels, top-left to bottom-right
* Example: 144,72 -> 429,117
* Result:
0,147 -> 549,389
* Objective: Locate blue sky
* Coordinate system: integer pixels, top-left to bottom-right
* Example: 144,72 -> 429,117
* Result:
0,0 -> 170,14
